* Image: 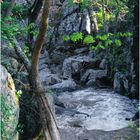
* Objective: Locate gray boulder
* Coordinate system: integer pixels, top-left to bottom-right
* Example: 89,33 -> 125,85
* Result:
63,56 -> 96,79
50,48 -> 72,64
99,59 -> 107,70
81,69 -> 107,87
49,79 -> 78,93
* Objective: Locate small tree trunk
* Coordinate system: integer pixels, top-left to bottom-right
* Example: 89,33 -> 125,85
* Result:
102,0 -> 106,33
27,0 -> 43,51
88,8 -> 99,33
31,0 -> 60,139
92,11 -> 99,33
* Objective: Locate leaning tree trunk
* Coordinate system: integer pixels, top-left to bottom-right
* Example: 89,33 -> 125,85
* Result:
31,0 -> 60,139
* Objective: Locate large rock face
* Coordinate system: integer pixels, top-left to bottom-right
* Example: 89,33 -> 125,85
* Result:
47,1 -> 97,46
0,65 -> 19,140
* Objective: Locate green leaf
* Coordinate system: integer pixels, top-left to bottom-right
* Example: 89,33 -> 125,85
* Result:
89,45 -> 95,51
99,45 -> 105,49
96,35 -> 108,41
63,35 -> 70,41
107,33 -> 114,37
83,35 -> 95,44
70,32 -> 83,43
105,39 -> 113,47
16,90 -> 22,97
115,39 -> 122,46
119,32 -> 133,37
9,42 -> 13,48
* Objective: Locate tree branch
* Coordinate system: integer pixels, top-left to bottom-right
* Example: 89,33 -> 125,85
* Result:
13,38 -> 31,73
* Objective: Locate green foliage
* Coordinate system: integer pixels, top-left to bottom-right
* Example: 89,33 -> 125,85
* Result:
96,42 -> 105,49
118,32 -> 133,37
115,39 -> 122,46
96,34 -> 108,41
63,35 -> 70,42
90,32 -> 132,51
67,0 -> 74,8
1,16 -> 31,41
92,32 -> 132,73
1,1 -> 37,59
2,16 -> 20,40
96,8 -> 114,30
70,32 -> 83,43
12,4 -> 27,16
96,8 -> 103,29
105,39 -> 113,47
2,2 -> 27,17
1,14 -> 36,58
79,0 -> 89,11
83,35 -> 95,44
67,0 -> 89,11
94,0 -> 131,31
63,32 -> 95,44
16,90 -> 22,98
63,30 -> 132,74
1,1 -> 9,10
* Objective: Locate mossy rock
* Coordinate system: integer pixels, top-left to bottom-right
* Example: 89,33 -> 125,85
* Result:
0,65 -> 19,140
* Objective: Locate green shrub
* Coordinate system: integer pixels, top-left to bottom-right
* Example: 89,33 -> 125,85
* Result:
2,2 -> 27,17
70,32 -> 83,43
63,31 -> 132,74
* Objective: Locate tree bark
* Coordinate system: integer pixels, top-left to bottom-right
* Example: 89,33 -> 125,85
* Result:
31,0 -> 60,139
